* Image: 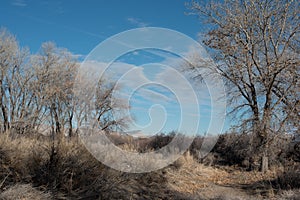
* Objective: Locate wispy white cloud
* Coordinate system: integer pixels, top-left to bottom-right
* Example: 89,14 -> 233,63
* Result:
73,54 -> 86,61
78,56 -> 222,134
127,17 -> 149,28
155,67 -> 199,104
79,59 -> 210,109
133,88 -> 173,105
12,0 -> 27,7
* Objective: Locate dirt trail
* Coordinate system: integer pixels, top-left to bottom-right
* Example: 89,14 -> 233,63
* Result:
165,154 -> 279,199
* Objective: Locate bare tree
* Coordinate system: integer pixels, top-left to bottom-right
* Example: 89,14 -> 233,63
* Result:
0,28 -> 130,138
0,28 -> 34,134
94,78 -> 129,132
187,0 -> 299,171
31,42 -> 129,136
30,42 -> 78,136
73,70 -> 129,134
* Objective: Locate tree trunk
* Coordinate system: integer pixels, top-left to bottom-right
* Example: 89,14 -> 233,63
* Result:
0,79 -> 9,132
261,156 -> 269,173
51,103 -> 61,134
68,112 -> 73,137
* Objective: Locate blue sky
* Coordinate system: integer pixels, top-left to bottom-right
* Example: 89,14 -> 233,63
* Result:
1,0 -> 202,55
1,0 -> 229,135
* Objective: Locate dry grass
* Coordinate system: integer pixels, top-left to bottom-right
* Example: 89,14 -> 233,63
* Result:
0,184 -> 51,200
166,151 -> 298,200
166,152 -> 255,199
275,165 -> 300,190
168,151 -> 229,191
0,133 -> 299,199
0,133 -> 187,199
278,189 -> 300,200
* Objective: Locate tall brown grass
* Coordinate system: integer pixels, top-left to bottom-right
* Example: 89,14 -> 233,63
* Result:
0,132 -> 299,199
0,133 -> 189,199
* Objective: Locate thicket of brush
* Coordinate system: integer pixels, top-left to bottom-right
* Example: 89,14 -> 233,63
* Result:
96,131 -> 300,191
0,131 -> 299,199
118,132 -> 300,169
0,133 -> 192,200
128,132 -> 300,190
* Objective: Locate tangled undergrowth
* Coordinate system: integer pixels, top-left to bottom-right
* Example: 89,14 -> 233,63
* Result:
0,133 -> 299,200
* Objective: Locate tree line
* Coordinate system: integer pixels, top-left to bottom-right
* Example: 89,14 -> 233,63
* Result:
0,29 -> 127,137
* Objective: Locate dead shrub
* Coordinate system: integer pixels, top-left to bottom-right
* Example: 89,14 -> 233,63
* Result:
147,133 -> 174,150
275,165 -> 300,190
0,133 -> 187,199
210,132 -> 252,167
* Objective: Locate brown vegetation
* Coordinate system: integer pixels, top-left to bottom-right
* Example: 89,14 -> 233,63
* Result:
0,132 -> 299,199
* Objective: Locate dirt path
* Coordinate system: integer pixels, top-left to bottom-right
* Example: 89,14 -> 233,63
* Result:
165,154 -> 279,199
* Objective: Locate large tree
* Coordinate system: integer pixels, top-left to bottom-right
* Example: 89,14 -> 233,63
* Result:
187,0 -> 299,170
